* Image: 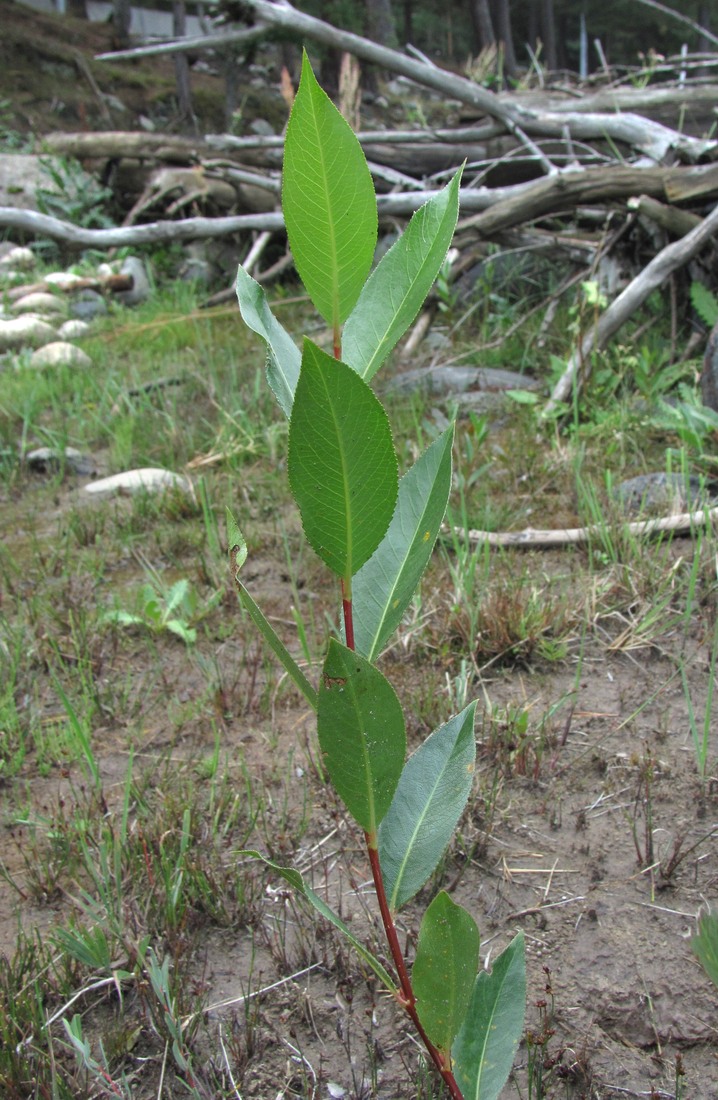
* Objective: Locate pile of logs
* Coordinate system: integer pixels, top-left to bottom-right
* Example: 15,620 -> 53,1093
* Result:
2,0 -> 718,408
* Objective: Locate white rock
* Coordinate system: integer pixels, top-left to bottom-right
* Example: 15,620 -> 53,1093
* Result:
13,292 -> 67,317
97,263 -> 114,279
0,316 -> 57,350
44,271 -> 86,291
29,342 -> 92,369
58,319 -> 90,340
0,246 -> 35,270
84,468 -> 191,497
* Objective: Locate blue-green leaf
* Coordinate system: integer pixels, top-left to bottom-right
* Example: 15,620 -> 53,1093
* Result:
353,427 -> 453,661
235,264 -> 301,418
379,702 -> 476,912
318,640 -> 405,835
452,932 -> 526,1100
342,168 -> 462,382
412,891 -> 479,1056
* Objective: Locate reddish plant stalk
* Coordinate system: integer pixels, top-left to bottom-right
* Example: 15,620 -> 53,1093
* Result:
341,581 -> 355,650
365,839 -> 465,1099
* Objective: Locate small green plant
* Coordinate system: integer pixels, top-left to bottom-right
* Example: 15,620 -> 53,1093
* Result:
231,53 -> 525,1098
101,569 -> 220,645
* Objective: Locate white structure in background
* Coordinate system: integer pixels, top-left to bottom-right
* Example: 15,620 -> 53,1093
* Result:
15,0 -> 207,39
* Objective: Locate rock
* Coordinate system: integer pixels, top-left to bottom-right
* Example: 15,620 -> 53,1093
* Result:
0,245 -> 35,270
388,365 -> 540,396
83,468 -> 191,498
249,117 -> 275,137
29,341 -> 92,369
178,256 -> 214,284
0,155 -> 47,212
115,256 -> 152,307
71,290 -> 108,321
13,291 -> 67,317
613,472 -> 712,514
58,319 -> 90,340
25,446 -> 95,476
0,316 -> 57,351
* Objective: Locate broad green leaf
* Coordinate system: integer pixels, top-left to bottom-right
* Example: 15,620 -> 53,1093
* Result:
227,509 -> 318,710
235,264 -> 301,418
240,850 -> 397,993
379,702 -> 476,912
412,892 -> 479,1056
288,340 -> 397,582
342,168 -> 462,382
692,914 -> 718,990
283,51 -> 376,330
318,639 -> 405,834
353,427 -> 453,661
452,932 -> 526,1100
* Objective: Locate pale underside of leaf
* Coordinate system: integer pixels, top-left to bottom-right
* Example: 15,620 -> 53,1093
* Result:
235,264 -> 301,418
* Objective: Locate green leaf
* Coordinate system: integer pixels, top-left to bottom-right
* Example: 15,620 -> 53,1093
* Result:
318,639 -> 405,834
227,509 -> 318,710
240,850 -> 397,993
452,932 -> 526,1100
353,427 -> 453,661
282,51 -> 376,330
235,264 -> 301,418
690,281 -> 718,329
342,169 -> 462,382
288,340 -> 397,582
692,913 -> 718,990
412,891 -> 479,1056
378,702 -> 476,912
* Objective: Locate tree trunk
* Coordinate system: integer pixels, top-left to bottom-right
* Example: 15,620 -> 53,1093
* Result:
172,1 -> 196,133
366,0 -> 398,48
113,0 -> 131,49
490,0 -> 517,77
469,0 -> 496,52
540,0 -> 557,71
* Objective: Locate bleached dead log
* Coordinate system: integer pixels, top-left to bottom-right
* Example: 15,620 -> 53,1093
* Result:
95,25 -> 267,61
546,201 -> 718,414
458,505 -> 718,548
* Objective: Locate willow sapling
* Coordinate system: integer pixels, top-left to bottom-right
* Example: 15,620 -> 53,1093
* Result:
231,52 -> 525,1098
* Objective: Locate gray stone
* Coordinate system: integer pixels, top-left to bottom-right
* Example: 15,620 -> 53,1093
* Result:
13,292 -> 67,317
25,446 -> 95,476
29,341 -> 92,369
388,365 -> 540,396
613,472 -> 713,515
71,290 -> 108,321
0,245 -> 36,269
58,319 -> 90,340
0,156 -> 47,212
115,256 -> 152,307
83,468 -> 191,498
0,316 -> 58,350
249,117 -> 275,137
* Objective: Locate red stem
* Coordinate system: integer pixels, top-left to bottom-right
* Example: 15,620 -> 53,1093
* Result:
341,581 -> 355,650
365,839 -> 465,1099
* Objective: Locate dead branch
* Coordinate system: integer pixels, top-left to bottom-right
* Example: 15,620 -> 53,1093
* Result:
546,201 -> 718,413
456,505 -> 718,548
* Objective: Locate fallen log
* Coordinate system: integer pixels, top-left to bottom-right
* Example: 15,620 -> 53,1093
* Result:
455,505 -> 718,548
546,201 -> 718,413
231,0 -> 717,164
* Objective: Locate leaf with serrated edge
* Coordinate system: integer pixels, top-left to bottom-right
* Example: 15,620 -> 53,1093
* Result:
283,51 -> 376,330
412,891 -> 479,1056
240,850 -> 397,993
452,932 -> 526,1100
343,168 -> 462,382
379,701 -> 476,912
353,427 -> 453,662
318,640 -> 405,834
288,340 -> 397,582
235,265 -> 301,418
